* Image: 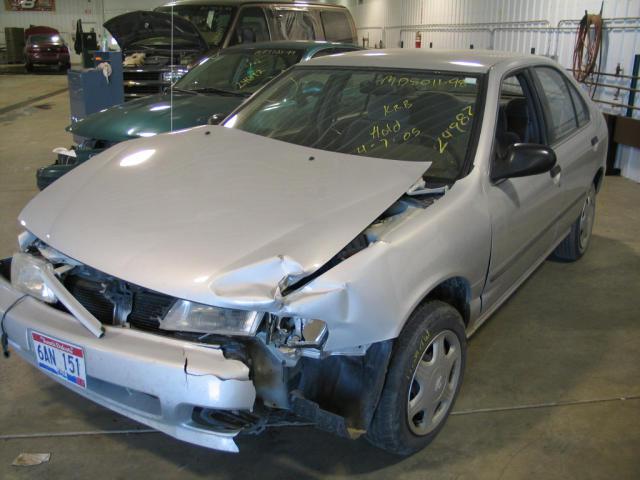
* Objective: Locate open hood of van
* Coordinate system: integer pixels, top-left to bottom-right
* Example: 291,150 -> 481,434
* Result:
104,10 -> 208,51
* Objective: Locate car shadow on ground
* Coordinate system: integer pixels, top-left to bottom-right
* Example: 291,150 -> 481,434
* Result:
30,233 -> 640,477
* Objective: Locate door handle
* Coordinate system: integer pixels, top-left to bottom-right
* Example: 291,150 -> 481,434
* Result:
550,164 -> 562,178
591,136 -> 599,146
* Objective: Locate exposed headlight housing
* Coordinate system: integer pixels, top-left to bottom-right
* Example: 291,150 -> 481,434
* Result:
11,252 -> 57,303
159,299 -> 262,336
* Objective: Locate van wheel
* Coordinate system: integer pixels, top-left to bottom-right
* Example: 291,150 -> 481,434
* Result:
366,300 -> 466,455
552,184 -> 596,262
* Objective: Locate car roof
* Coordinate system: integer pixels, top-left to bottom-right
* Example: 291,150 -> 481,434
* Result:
161,0 -> 348,8
223,40 -> 360,52
304,49 -> 556,73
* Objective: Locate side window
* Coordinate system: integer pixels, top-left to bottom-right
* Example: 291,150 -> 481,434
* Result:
534,67 -> 579,143
320,10 -> 354,43
231,7 -> 269,45
273,8 -> 318,41
494,73 -> 542,161
568,82 -> 589,127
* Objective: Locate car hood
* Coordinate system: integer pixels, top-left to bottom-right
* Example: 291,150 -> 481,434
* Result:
19,126 -> 429,308
68,93 -> 244,143
104,11 -> 208,51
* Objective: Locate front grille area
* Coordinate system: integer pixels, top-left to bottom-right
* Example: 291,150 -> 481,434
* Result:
123,69 -> 166,100
129,289 -> 176,331
123,70 -> 163,81
65,276 -> 113,324
64,274 -> 175,331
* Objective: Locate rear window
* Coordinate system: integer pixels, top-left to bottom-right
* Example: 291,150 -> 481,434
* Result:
29,35 -> 63,44
321,10 -> 353,43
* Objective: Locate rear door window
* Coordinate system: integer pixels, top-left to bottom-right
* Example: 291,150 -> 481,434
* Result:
320,10 -> 354,43
533,67 -> 579,143
568,83 -> 589,127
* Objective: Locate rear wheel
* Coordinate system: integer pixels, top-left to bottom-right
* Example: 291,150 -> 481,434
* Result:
367,300 -> 466,455
552,184 -> 596,261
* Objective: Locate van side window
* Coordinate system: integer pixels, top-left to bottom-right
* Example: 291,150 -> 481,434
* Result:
273,8 -> 317,40
231,7 -> 269,45
533,67 -> 580,143
321,10 -> 354,43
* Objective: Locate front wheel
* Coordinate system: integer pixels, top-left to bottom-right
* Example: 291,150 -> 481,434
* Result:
367,300 -> 466,455
552,184 -> 596,262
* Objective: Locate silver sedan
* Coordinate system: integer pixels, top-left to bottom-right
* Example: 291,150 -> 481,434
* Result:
1,49 -> 607,455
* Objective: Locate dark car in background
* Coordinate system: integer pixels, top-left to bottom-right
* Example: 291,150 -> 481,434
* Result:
105,1 -> 357,100
24,33 -> 71,72
36,41 -> 360,189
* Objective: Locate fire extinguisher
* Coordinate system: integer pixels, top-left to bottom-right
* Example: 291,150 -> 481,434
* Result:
415,31 -> 422,48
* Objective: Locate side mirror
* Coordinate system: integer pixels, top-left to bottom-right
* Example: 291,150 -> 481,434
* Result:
491,143 -> 557,182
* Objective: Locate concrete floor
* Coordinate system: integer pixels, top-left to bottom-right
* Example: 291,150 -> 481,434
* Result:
0,73 -> 639,479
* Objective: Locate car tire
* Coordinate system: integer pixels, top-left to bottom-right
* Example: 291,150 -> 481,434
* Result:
552,184 -> 596,262
366,300 -> 466,455
25,62 -> 33,72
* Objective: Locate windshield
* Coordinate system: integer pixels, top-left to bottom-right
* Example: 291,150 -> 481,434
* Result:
175,48 -> 304,95
155,5 -> 236,47
224,68 -> 482,182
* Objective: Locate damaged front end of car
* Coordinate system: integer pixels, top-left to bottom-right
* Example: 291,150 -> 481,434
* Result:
2,189 -> 445,451
4,125 -> 442,451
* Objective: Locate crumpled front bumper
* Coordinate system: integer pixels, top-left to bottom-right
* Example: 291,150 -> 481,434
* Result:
0,270 -> 256,453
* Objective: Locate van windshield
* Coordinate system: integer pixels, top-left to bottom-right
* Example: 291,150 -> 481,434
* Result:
155,5 -> 236,47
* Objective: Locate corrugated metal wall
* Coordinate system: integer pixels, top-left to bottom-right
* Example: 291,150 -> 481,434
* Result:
348,0 -> 640,181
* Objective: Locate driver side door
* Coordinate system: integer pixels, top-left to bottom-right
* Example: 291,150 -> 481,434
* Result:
481,69 -> 564,310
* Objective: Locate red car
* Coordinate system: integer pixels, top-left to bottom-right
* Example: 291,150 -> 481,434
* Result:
24,33 -> 70,72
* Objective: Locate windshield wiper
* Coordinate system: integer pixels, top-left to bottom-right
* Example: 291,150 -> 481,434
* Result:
169,87 -> 199,95
192,87 -> 251,97
406,177 -> 450,196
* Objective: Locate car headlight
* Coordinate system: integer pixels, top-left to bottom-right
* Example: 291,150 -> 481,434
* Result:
159,299 -> 262,336
162,69 -> 188,83
11,252 -> 57,303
